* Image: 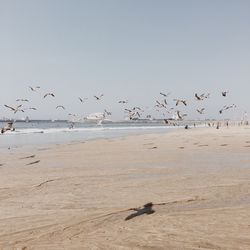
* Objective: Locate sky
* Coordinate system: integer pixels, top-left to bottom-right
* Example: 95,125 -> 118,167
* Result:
0,0 -> 249,120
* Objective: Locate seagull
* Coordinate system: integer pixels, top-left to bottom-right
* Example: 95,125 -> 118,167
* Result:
79,97 -> 88,103
132,107 -> 142,111
25,107 -> 37,111
16,99 -> 29,102
1,121 -> 15,134
118,100 -> 128,104
124,108 -> 132,113
224,104 -> 236,111
195,93 -> 210,100
174,99 -> 187,106
160,92 -> 171,98
135,111 -> 141,117
104,109 -> 112,116
29,86 -> 40,91
56,105 -> 65,110
197,108 -> 205,114
94,94 -> 104,100
195,93 -> 203,101
44,93 -> 55,98
219,104 -> 236,114
4,104 -> 24,114
176,110 -> 187,120
125,109 -> 141,120
155,100 -> 167,109
222,91 -> 228,97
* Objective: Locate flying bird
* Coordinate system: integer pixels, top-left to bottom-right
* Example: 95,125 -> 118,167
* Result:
176,110 -> 187,120
197,108 -> 205,114
155,100 -> 167,109
94,94 -> 104,100
160,92 -> 171,98
219,108 -> 224,114
222,91 -> 229,97
195,93 -> 203,101
25,107 -> 37,111
118,100 -> 128,104
79,97 -> 88,103
16,99 -> 29,102
4,104 -> 24,114
29,86 -> 40,91
104,109 -> 112,116
174,99 -> 187,106
195,93 -> 210,101
44,93 -> 55,98
124,108 -> 132,113
219,104 -> 236,114
56,105 -> 65,110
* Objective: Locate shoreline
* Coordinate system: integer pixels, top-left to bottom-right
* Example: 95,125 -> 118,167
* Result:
0,125 -> 181,151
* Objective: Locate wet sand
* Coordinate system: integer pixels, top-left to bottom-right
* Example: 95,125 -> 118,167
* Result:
0,126 -> 250,249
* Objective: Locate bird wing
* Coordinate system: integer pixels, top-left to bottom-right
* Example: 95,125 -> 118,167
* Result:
4,105 -> 15,111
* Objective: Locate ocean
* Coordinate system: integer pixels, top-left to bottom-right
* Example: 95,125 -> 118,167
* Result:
0,120 -> 186,149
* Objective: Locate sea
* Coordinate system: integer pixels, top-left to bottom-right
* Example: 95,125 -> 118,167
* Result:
0,120 -> 204,149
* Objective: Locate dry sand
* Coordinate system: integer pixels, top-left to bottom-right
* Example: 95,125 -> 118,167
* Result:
0,126 -> 250,250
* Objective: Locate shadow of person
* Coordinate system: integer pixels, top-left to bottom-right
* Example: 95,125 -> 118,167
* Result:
125,202 -> 155,221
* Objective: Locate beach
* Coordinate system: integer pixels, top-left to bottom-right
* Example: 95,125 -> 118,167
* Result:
0,126 -> 250,250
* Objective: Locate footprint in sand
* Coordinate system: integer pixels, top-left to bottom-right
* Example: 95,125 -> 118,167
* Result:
178,147 -> 185,149
148,146 -> 158,150
26,160 -> 40,166
220,144 -> 228,147
143,143 -> 154,146
198,144 -> 209,147
38,147 -> 50,151
19,154 -> 36,160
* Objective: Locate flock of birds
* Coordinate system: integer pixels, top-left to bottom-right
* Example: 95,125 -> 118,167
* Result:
2,86 -> 237,123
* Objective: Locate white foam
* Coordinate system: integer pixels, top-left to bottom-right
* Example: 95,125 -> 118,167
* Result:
1,125 -> 173,136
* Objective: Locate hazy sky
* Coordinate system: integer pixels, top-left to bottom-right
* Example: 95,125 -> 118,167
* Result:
0,0 -> 249,120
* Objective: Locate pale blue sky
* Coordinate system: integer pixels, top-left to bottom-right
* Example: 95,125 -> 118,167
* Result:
0,0 -> 249,120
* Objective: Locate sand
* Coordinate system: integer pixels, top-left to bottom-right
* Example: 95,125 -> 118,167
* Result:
0,126 -> 250,250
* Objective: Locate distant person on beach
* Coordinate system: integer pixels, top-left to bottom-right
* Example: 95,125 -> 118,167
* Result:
1,121 -> 15,134
69,122 -> 75,129
216,122 -> 220,129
